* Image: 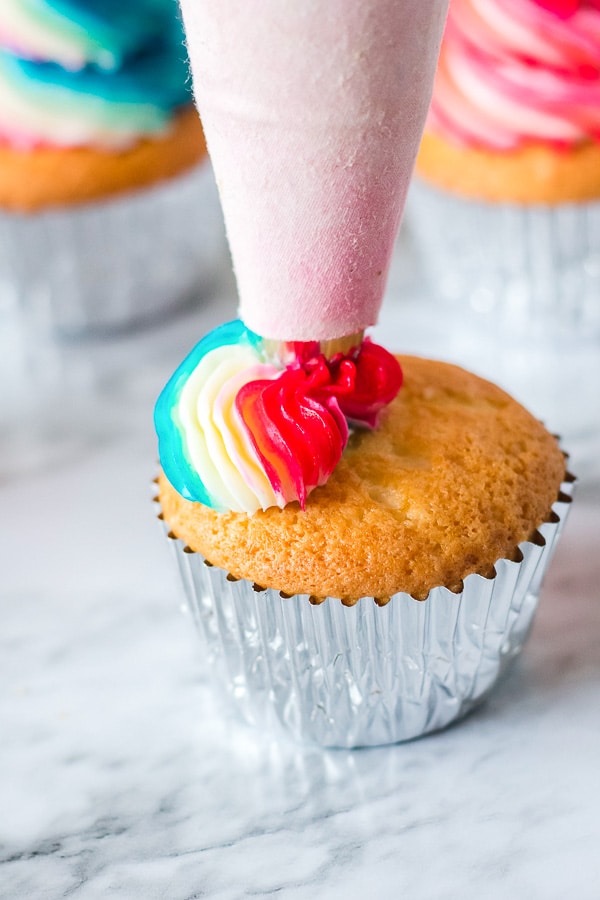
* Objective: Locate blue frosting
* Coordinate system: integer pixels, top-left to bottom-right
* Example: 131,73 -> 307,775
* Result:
1,40 -> 191,112
42,0 -> 178,65
1,0 -> 192,115
155,321 -> 264,507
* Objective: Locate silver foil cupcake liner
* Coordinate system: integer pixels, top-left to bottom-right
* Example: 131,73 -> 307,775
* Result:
404,181 -> 600,479
0,161 -> 225,337
158,475 -> 575,748
406,179 -> 600,340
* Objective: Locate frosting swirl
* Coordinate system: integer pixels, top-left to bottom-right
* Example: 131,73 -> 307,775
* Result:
0,0 -> 192,150
428,0 -> 600,150
155,321 -> 403,515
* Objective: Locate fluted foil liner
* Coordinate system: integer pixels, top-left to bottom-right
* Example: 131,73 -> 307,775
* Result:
407,180 -> 600,340
405,182 -> 600,476
0,161 -> 225,337
160,479 -> 574,748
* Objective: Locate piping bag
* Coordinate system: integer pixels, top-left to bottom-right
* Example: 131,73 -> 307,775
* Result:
155,2 -> 449,514
179,0 -> 448,342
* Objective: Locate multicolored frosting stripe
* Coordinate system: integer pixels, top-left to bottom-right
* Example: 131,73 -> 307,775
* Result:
155,320 -> 403,515
0,0 -> 192,150
428,0 -> 600,150
0,0 -> 172,69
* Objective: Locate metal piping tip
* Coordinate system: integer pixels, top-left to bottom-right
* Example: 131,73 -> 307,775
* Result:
262,331 -> 364,367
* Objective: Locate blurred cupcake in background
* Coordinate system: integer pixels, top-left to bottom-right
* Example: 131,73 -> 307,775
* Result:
0,0 -> 224,335
407,0 -> 600,475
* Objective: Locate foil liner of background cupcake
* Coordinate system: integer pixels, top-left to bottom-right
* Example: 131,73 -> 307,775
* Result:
407,181 -> 600,339
404,182 -> 600,479
0,161 -> 225,337
156,476 -> 575,749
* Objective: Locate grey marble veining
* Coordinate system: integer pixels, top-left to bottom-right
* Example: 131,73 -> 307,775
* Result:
2,242 -> 600,899
2,432 -> 600,899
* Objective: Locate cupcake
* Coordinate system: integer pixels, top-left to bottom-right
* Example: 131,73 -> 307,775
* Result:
407,0 -> 600,474
411,0 -> 600,322
152,2 -> 576,748
0,0 -> 223,335
155,332 -> 572,747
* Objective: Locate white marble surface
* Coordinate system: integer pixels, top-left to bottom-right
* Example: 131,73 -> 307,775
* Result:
2,237 -> 600,899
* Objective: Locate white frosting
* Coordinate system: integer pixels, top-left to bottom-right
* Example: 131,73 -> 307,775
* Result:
0,0 -> 115,70
178,344 -> 281,514
0,77 -> 154,149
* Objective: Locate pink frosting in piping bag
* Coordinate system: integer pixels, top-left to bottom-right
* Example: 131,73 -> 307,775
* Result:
179,0 -> 448,341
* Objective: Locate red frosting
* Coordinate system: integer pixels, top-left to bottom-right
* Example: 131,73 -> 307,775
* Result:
236,340 -> 403,508
533,0 -> 589,18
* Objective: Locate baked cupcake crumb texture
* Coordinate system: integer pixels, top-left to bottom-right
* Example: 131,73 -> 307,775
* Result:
0,107 -> 206,211
159,356 -> 567,603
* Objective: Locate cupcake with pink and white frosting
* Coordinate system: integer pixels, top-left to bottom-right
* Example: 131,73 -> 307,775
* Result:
419,0 -> 600,200
407,0 -> 600,465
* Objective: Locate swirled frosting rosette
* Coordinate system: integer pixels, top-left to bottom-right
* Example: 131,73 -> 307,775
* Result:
0,0 -> 192,150
155,321 -> 403,515
409,0 -> 600,465
428,0 -> 600,151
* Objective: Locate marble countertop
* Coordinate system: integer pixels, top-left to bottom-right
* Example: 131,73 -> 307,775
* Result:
2,237 -> 600,899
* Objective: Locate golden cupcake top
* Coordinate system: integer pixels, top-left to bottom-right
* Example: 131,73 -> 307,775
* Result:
158,356 -> 568,603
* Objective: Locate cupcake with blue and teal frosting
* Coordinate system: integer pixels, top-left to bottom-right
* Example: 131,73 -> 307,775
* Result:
0,0 -> 222,334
